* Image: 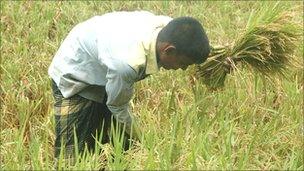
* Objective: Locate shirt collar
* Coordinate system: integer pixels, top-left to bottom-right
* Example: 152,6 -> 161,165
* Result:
145,27 -> 162,75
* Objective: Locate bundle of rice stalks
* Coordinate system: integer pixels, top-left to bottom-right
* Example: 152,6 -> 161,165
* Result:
195,4 -> 301,89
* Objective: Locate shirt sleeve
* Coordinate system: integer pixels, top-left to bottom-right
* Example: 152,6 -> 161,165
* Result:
105,61 -> 137,132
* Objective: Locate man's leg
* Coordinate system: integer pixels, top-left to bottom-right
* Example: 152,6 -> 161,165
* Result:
100,94 -> 132,151
51,81 -> 110,164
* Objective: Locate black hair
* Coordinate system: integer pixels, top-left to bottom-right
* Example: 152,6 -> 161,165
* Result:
157,17 -> 210,64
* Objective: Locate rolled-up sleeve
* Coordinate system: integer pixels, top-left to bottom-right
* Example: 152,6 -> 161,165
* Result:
105,61 -> 137,130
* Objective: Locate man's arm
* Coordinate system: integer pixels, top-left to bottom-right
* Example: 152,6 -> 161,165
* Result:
105,61 -> 141,140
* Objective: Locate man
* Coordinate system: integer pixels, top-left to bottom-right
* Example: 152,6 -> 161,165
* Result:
48,10 -> 210,163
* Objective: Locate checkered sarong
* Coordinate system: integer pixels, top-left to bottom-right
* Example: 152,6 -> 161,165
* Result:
51,80 -> 131,165
52,82 -> 110,160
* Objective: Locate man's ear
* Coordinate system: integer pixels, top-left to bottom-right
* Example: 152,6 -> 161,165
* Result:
164,45 -> 176,55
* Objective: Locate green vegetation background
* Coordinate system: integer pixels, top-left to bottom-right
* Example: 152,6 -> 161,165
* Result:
1,1 -> 303,170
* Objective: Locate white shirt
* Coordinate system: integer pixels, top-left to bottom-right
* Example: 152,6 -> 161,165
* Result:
48,11 -> 172,127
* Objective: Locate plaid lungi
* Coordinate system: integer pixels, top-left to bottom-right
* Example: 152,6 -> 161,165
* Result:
51,80 -> 130,162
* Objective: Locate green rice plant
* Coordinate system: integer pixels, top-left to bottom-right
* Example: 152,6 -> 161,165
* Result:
195,3 -> 301,89
1,1 -> 302,170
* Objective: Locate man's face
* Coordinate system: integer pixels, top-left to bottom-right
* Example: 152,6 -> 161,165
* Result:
159,53 -> 196,70
157,43 -> 198,70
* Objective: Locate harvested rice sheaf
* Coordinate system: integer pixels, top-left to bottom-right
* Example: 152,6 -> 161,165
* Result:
195,11 -> 301,89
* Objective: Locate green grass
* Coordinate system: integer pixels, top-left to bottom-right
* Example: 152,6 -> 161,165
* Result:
1,1 -> 303,170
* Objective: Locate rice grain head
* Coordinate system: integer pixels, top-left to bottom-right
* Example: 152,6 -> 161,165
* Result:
194,10 -> 301,89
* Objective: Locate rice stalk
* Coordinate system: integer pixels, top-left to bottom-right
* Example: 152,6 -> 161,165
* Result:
195,11 -> 301,89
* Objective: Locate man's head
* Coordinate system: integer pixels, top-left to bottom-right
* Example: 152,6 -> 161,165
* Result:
156,17 -> 210,70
